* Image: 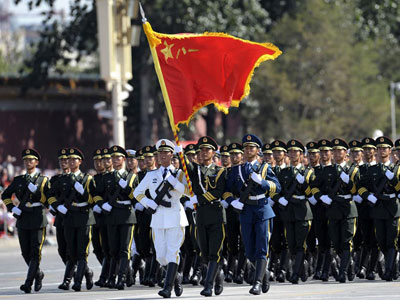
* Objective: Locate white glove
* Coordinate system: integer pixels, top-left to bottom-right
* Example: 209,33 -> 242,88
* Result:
93,204 -> 102,214
135,202 -> 144,211
308,195 -> 317,205
119,178 -> 128,188
267,197 -> 274,207
320,195 -> 332,205
385,170 -> 394,180
231,199 -> 244,210
166,175 -> 178,187
57,204 -> 68,215
145,199 -> 158,210
221,200 -> 229,209
340,172 -> 350,184
28,182 -> 37,193
174,145 -> 183,154
278,197 -> 288,206
74,182 -> 84,195
12,206 -> 22,216
296,173 -> 305,184
251,172 -> 263,185
102,202 -> 112,212
189,195 -> 198,205
367,194 -> 377,204
184,200 -> 194,210
353,195 -> 363,204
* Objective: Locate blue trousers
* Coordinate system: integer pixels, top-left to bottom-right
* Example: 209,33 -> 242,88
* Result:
239,204 -> 274,262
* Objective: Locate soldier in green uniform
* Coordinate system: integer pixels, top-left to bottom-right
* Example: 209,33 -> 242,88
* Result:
185,136 -> 227,297
51,148 -> 95,292
358,136 -> 400,281
313,139 -> 359,283
262,143 -> 275,167
137,149 -> 146,172
99,145 -> 138,289
1,149 -> 49,293
271,140 -> 313,284
269,140 -> 290,283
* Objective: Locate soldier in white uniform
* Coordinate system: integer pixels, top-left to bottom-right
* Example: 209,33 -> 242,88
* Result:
134,139 -> 189,298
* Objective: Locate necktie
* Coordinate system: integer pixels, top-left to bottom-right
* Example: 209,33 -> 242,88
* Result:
163,168 -> 168,179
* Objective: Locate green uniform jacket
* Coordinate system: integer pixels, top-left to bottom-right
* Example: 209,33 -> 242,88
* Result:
47,173 -> 70,227
186,161 -> 227,225
308,165 -> 327,221
2,173 -> 49,230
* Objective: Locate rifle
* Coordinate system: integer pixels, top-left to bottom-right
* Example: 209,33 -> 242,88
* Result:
146,179 -> 173,215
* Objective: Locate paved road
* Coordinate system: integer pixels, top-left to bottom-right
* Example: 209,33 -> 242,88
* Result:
1,238 -> 400,300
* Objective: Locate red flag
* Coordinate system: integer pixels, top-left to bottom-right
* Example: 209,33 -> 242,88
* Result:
143,22 -> 282,131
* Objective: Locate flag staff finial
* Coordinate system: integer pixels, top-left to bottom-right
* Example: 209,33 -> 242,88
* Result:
139,2 -> 147,23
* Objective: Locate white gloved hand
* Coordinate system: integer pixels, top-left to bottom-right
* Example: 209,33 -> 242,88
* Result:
74,182 -> 84,195
320,195 -> 332,205
166,175 -> 178,187
353,195 -> 363,204
251,172 -> 263,185
367,194 -> 378,204
119,178 -> 128,188
102,202 -> 112,212
385,170 -> 394,180
340,172 -> 350,184
57,204 -> 68,215
135,202 -> 145,211
93,204 -> 102,214
174,145 -> 183,154
308,195 -> 317,205
278,197 -> 288,206
145,199 -> 158,210
189,195 -> 198,205
184,200 -> 194,210
12,206 -> 22,216
231,199 -> 244,210
296,173 -> 305,184
221,200 -> 229,209
268,197 -> 274,207
28,182 -> 37,193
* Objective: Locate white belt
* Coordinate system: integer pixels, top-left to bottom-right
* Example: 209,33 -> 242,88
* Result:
292,195 -> 306,200
25,202 -> 42,208
337,194 -> 352,199
72,202 -> 88,207
117,200 -> 131,205
383,193 -> 396,198
249,194 -> 265,200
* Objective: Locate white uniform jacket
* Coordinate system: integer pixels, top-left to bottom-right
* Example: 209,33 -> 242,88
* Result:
133,166 -> 189,229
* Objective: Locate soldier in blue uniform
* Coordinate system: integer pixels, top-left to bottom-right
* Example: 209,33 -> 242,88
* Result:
224,134 -> 280,295
1,149 -> 50,293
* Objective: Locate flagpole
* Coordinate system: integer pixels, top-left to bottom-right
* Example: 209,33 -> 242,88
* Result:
140,3 -> 194,197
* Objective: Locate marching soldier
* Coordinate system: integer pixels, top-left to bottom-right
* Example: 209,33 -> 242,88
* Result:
134,139 -> 189,298
1,149 -> 49,293
225,134 -> 280,295
271,140 -> 313,284
359,136 -> 400,281
51,148 -> 95,292
98,145 -> 138,289
220,145 -> 231,169
137,149 -> 146,171
262,143 -> 275,167
185,136 -> 227,297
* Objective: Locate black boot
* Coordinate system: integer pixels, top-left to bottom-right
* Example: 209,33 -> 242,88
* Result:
190,254 -> 202,285
142,256 -> 152,286
233,252 -> 247,284
131,254 -> 144,285
276,249 -> 289,283
301,257 -> 309,282
249,259 -> 267,295
262,268 -> 270,294
321,250 -> 332,282
366,247 -> 378,280
347,254 -> 355,281
182,253 -> 193,284
95,258 -> 110,287
117,257 -> 129,290
289,252 -> 304,284
58,260 -> 76,290
338,250 -> 351,283
72,260 -> 86,292
225,255 -> 235,283
126,264 -> 134,287
357,248 -> 368,279
34,268 -> 44,292
20,259 -> 39,294
200,261 -> 218,297
200,264 -> 207,286
106,258 -> 118,289
159,263 -> 178,298
149,256 -> 160,287
85,265 -> 94,290
313,250 -> 324,280
214,264 -> 224,296
392,252 -> 399,280
174,269 -> 183,297
383,248 -> 396,281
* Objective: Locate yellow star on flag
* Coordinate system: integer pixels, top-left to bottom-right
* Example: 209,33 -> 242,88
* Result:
160,41 -> 174,61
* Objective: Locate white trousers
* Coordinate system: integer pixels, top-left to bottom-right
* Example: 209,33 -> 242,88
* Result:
152,227 -> 185,266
